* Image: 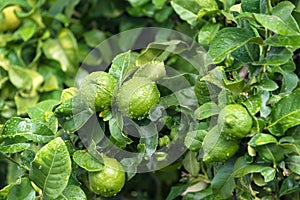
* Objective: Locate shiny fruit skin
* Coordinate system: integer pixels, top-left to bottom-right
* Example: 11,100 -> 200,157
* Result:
80,72 -> 117,112
88,157 -> 125,197
116,77 -> 160,119
0,6 -> 22,32
217,104 -> 253,139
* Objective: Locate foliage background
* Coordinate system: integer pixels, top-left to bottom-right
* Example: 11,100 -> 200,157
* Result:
1,0 -> 300,199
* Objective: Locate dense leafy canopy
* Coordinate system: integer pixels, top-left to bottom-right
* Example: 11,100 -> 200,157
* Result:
1,0 -> 300,199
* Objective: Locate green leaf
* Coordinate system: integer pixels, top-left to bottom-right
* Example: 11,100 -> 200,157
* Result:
55,185 -> 87,200
29,137 -> 71,200
286,155 -> 300,175
73,150 -> 103,172
252,47 -> 293,66
268,89 -> 300,136
109,51 -> 139,86
170,0 -> 199,26
8,65 -> 43,97
16,20 -> 37,42
28,100 -> 60,134
194,102 -> 220,120
242,95 -> 262,115
43,29 -> 78,74
109,118 -> 133,148
198,23 -> 220,46
166,183 -> 191,200
128,0 -> 149,7
272,1 -> 299,32
264,35 -> 300,48
279,175 -> 300,197
133,61 -> 166,81
83,29 -> 106,48
0,136 -> 30,153
0,184 -> 13,200
184,130 -> 206,151
1,117 -> 55,143
248,133 -> 278,147
7,177 -> 35,200
138,123 -> 158,159
152,0 -> 167,9
241,0 -> 260,13
257,79 -> 279,91
234,156 -> 276,182
182,187 -> 213,200
270,60 -> 298,94
211,162 -> 235,199
254,13 -> 300,36
136,40 -> 188,66
183,151 -> 200,177
208,27 -> 256,64
14,95 -> 39,116
257,144 -> 285,164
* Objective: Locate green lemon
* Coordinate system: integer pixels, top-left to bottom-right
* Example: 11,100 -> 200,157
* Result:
80,72 -> 117,112
0,6 -> 22,32
217,104 -> 253,139
202,126 -> 239,163
116,77 -> 160,119
88,157 -> 125,197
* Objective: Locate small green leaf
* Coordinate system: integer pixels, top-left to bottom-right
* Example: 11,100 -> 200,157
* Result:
109,118 -> 133,148
198,23 -> 220,46
8,65 -> 43,97
184,130 -> 206,151
133,61 -> 166,81
166,183 -> 191,200
109,51 -> 139,86
252,47 -> 293,66
83,29 -> 106,48
208,27 -> 256,64
242,95 -> 262,115
241,0 -> 260,13
138,123 -> 158,159
73,150 -> 103,172
257,79 -> 279,91
55,185 -> 87,200
194,102 -> 220,120
268,89 -> 300,136
1,117 -> 55,143
286,155 -> 300,175
234,156 -> 276,182
257,144 -> 285,164
7,177 -> 35,200
254,13 -> 300,36
211,163 -> 235,199
272,1 -> 299,32
43,29 -> 78,74
248,133 -> 278,147
183,151 -> 200,177
29,137 -> 71,200
170,1 -> 199,26
264,35 -> 300,48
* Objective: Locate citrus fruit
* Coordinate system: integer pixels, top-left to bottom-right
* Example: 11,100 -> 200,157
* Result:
202,126 -> 239,163
79,72 -> 117,112
88,157 -> 125,197
0,5 -> 22,32
116,77 -> 160,119
217,104 -> 253,139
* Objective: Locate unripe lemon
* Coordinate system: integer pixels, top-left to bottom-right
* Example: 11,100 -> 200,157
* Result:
88,157 -> 125,197
0,5 -> 22,32
218,104 -> 253,139
202,126 -> 239,163
116,77 -> 160,119
80,72 -> 117,112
